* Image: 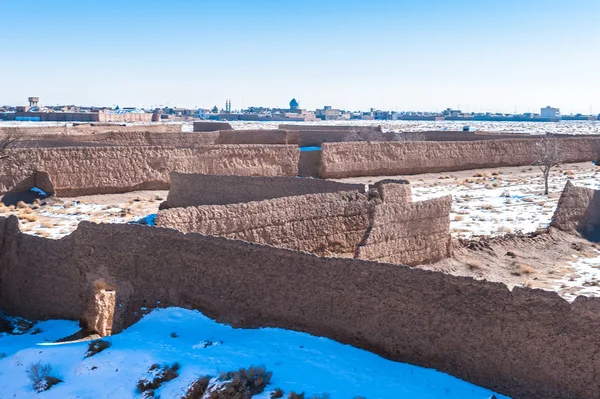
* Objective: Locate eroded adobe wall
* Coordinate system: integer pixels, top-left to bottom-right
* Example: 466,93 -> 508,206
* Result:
217,129 -> 288,144
552,182 -> 600,238
12,131 -> 220,148
285,130 -> 399,147
156,190 -> 371,257
193,121 -> 233,132
320,138 -> 600,178
356,195 -> 452,266
279,124 -> 383,132
0,145 -> 299,197
165,173 -> 366,208
0,123 -> 182,136
158,180 -> 450,265
0,216 -> 598,399
369,179 -> 412,203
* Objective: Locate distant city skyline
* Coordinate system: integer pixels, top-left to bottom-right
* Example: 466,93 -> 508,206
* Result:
1,0 -> 599,114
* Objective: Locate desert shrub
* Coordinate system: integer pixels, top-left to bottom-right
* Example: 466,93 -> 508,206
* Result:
26,362 -> 62,392
466,260 -> 484,270
40,220 -> 54,228
220,365 -> 272,395
209,375 -> 251,399
18,213 -> 38,223
288,392 -> 305,399
511,262 -> 535,276
208,366 -> 272,399
183,375 -> 212,399
170,332 -> 179,338
85,339 -> 111,358
137,362 -> 180,397
0,352 -> 6,359
270,388 -> 284,398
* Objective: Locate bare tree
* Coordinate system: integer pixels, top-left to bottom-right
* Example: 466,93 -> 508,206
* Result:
533,135 -> 563,195
0,129 -> 19,160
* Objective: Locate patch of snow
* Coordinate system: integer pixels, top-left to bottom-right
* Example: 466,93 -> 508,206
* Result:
0,308 -> 507,399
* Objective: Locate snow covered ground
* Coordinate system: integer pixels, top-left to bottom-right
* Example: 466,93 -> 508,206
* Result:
411,168 -> 600,239
553,252 -> 600,301
5,119 -> 600,135
220,120 -> 600,135
0,308 -> 506,399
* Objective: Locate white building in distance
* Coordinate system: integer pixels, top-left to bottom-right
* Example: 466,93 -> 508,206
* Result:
541,106 -> 561,120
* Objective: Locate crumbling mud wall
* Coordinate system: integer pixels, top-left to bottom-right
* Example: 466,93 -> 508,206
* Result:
356,195 -> 452,265
369,179 -> 412,203
216,129 -> 288,144
157,191 -> 371,257
0,123 -> 182,136
0,216 -> 598,399
164,173 -> 365,208
320,138 -> 600,178
552,181 -> 600,240
193,121 -> 233,132
157,180 -> 451,265
279,124 -> 383,132
0,145 -> 299,197
12,131 -> 220,148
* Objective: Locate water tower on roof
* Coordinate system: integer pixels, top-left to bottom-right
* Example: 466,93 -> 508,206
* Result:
289,98 -> 299,111
28,97 -> 39,107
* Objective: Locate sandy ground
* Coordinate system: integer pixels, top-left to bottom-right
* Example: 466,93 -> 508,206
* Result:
1,161 -> 599,301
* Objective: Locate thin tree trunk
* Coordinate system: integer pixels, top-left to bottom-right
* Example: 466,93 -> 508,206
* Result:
544,169 -> 550,195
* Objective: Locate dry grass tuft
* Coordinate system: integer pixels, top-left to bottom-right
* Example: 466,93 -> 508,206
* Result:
453,215 -> 464,221
26,362 -> 62,393
40,220 -> 54,229
183,376 -> 212,399
497,226 -> 513,234
16,201 -> 29,209
85,339 -> 111,358
511,262 -> 536,276
466,260 -> 484,270
18,213 -> 38,223
137,362 -> 180,397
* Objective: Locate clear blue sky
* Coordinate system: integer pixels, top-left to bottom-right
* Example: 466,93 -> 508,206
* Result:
1,0 -> 599,114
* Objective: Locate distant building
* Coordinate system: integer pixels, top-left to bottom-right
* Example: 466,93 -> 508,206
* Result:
194,108 -> 211,119
442,108 -> 463,117
540,106 -> 561,120
316,105 -> 341,121
289,98 -> 299,111
1,97 -> 154,122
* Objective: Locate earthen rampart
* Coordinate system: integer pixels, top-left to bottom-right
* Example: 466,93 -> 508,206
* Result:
0,145 -> 299,197
216,129 -> 288,144
319,138 -> 600,178
551,181 -> 600,239
11,131 -> 220,148
0,123 -> 182,136
157,190 -> 371,257
164,173 -> 365,208
193,121 -> 233,132
0,216 -> 597,398
156,181 -> 450,265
